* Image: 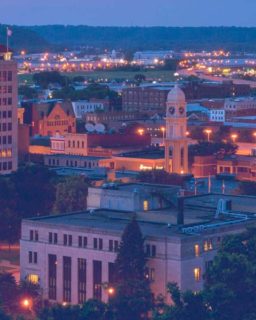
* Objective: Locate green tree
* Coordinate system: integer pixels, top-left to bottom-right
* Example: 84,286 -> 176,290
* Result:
53,176 -> 88,213
204,230 -> 256,320
18,85 -> 38,99
0,272 -> 18,313
153,283 -> 209,320
0,308 -> 12,320
33,71 -> 68,89
112,216 -> 152,320
38,304 -> 80,320
10,164 -> 57,218
79,299 -> 108,320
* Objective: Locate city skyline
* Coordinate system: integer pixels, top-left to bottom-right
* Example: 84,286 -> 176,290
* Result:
0,0 -> 255,27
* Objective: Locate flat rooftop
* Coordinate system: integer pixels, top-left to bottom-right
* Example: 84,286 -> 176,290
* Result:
24,194 -> 256,239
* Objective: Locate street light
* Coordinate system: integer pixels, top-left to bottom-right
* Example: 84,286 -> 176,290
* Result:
107,287 -> 115,296
253,132 -> 256,140
204,129 -> 212,142
231,133 -> 238,143
160,127 -> 166,146
137,128 -> 144,136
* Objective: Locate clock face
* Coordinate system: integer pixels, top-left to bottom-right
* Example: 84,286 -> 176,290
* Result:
179,107 -> 185,114
168,106 -> 175,115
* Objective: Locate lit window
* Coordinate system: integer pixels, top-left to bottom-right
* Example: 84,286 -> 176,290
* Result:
194,244 -> 200,257
143,200 -> 149,211
204,239 -> 213,251
27,274 -> 39,284
194,267 -> 201,281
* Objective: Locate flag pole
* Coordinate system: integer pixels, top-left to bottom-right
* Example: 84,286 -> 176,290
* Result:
6,27 -> 9,52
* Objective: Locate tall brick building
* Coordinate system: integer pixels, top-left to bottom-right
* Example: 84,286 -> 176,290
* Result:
0,45 -> 18,173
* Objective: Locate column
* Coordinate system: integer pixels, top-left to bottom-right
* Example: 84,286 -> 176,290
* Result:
86,259 -> 93,300
102,261 -> 109,303
72,256 -> 78,304
165,141 -> 170,173
183,142 -> 188,173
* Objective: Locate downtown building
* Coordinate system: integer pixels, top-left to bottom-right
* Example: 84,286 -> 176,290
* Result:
20,187 -> 256,305
0,45 -> 18,173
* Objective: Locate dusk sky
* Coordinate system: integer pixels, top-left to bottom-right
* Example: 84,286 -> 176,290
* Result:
0,0 -> 255,27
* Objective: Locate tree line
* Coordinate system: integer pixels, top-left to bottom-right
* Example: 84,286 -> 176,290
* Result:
0,164 -> 89,245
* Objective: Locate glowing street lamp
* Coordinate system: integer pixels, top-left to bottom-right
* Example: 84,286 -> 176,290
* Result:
108,287 -> 115,296
160,127 -> 166,145
253,132 -> 256,140
231,133 -> 238,143
137,128 -> 144,136
204,129 -> 212,142
21,298 -> 33,311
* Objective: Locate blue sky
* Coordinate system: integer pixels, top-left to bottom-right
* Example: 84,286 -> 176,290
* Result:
0,0 -> 255,26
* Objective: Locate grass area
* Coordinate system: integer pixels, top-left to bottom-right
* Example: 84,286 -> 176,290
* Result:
18,69 -> 176,85
0,247 -> 20,266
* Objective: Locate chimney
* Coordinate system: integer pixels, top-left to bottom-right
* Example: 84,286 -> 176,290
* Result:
177,197 -> 184,225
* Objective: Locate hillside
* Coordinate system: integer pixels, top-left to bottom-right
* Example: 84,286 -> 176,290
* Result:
1,24 -> 256,53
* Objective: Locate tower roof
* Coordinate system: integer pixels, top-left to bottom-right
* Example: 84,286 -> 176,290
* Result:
167,85 -> 186,103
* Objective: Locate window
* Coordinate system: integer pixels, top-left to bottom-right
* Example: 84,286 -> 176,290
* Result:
27,274 -> 39,284
28,251 -> 37,264
54,233 -> 58,244
151,245 -> 156,257
78,236 -> 82,247
78,258 -> 87,304
143,200 -> 149,211
68,235 -> 72,246
194,267 -> 201,282
64,234 -> 68,246
194,244 -> 200,257
48,254 -> 57,300
49,232 -> 53,244
114,240 -> 119,252
29,251 -> 32,263
63,257 -> 72,303
146,244 -> 150,257
204,239 -> 213,252
93,260 -> 102,300
30,230 -> 34,241
145,268 -> 155,281
93,238 -> 98,249
108,262 -> 116,285
109,240 -> 113,252
99,238 -> 103,250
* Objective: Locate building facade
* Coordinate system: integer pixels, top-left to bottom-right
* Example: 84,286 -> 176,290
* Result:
72,101 -> 105,119
0,46 -> 18,173
20,194 -> 256,305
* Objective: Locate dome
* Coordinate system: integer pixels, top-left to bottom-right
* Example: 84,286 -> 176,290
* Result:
167,85 -> 186,103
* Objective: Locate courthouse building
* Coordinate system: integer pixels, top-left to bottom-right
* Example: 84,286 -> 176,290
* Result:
20,192 -> 256,305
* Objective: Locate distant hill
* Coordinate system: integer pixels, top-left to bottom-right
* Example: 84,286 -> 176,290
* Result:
1,24 -> 256,53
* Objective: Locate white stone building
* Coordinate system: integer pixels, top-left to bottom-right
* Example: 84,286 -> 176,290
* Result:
224,97 -> 256,112
209,109 -> 225,122
20,193 -> 256,305
72,101 -> 104,119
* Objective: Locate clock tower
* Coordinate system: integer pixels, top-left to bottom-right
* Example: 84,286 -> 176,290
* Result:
165,85 -> 188,174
